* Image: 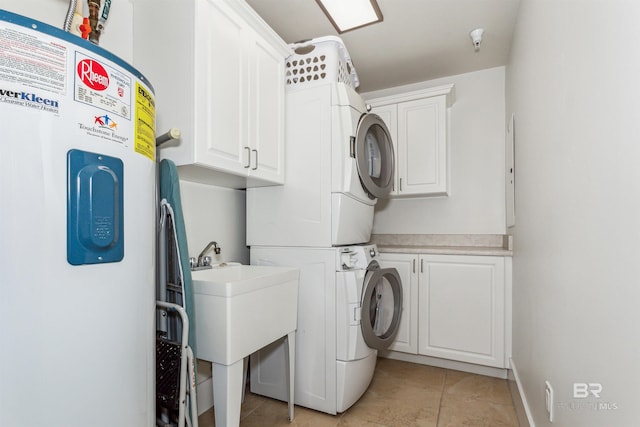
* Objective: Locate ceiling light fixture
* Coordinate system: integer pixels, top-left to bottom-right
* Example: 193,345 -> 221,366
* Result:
315,0 -> 383,34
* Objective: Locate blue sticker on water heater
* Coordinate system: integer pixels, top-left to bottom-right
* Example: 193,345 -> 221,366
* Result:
67,149 -> 124,265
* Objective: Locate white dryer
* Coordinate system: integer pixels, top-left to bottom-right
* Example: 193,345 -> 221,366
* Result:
249,244 -> 402,414
246,82 -> 394,247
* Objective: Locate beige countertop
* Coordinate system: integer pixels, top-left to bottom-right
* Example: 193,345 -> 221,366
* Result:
371,234 -> 513,257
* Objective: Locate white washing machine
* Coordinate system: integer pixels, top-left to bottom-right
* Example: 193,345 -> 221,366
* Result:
246,82 -> 394,247
249,244 -> 402,414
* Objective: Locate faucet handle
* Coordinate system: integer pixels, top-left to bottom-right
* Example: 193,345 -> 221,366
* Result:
189,257 -> 197,269
202,256 -> 212,267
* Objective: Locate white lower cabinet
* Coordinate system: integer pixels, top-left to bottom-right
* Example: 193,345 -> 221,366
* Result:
379,253 -> 510,369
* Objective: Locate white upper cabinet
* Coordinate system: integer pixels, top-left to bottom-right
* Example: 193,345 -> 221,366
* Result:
132,0 -> 290,187
397,96 -> 447,196
368,84 -> 455,197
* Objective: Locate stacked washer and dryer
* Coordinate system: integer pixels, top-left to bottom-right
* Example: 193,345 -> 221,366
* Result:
246,37 -> 403,415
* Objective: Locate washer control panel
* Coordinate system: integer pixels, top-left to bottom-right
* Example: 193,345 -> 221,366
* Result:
337,244 -> 378,271
340,250 -> 359,270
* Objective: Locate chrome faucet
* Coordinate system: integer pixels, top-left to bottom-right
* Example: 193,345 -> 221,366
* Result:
191,241 -> 222,270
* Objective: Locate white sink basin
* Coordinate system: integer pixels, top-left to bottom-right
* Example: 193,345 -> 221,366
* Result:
192,264 -> 299,365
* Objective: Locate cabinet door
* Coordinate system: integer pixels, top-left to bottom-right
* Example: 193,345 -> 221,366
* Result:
250,247 -> 337,413
195,0 -> 287,183
397,96 -> 448,196
195,0 -> 247,173
418,255 -> 505,367
370,104 -> 398,196
246,30 -> 285,183
377,253 -> 418,354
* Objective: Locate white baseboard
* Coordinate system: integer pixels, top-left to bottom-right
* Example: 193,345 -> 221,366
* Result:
508,358 -> 535,427
379,350 -> 508,379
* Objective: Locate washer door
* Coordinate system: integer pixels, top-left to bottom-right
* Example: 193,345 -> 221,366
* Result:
360,261 -> 403,350
354,113 -> 394,199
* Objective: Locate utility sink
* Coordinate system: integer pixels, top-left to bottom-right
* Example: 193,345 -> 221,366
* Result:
191,264 -> 299,426
192,264 -> 299,364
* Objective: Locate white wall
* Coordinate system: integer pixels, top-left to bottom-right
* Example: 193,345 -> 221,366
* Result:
363,67 -> 506,235
179,180 -> 249,265
3,0 -> 134,62
506,1 -> 640,426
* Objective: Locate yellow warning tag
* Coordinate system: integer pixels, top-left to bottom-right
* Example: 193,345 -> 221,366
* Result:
134,82 -> 156,161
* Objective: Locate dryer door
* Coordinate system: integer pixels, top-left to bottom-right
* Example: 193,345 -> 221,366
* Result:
360,260 -> 403,350
354,113 -> 394,199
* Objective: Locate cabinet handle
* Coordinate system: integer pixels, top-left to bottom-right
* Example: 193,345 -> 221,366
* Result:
251,149 -> 258,170
420,258 -> 423,273
412,259 -> 415,273
244,147 -> 251,168
399,178 -> 403,192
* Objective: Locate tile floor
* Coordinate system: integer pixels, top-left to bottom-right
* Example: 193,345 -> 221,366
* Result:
198,358 -> 520,426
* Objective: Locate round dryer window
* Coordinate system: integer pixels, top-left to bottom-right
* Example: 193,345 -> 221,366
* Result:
355,114 -> 394,199
360,261 -> 403,350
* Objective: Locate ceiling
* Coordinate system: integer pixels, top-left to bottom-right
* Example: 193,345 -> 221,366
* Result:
245,0 -> 521,93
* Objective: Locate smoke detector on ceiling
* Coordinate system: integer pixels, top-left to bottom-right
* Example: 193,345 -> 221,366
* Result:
469,28 -> 484,52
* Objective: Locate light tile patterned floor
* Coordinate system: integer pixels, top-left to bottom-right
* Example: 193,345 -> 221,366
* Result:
198,358 -> 519,427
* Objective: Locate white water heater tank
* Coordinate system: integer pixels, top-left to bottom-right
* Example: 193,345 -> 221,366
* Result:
0,10 -> 156,427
